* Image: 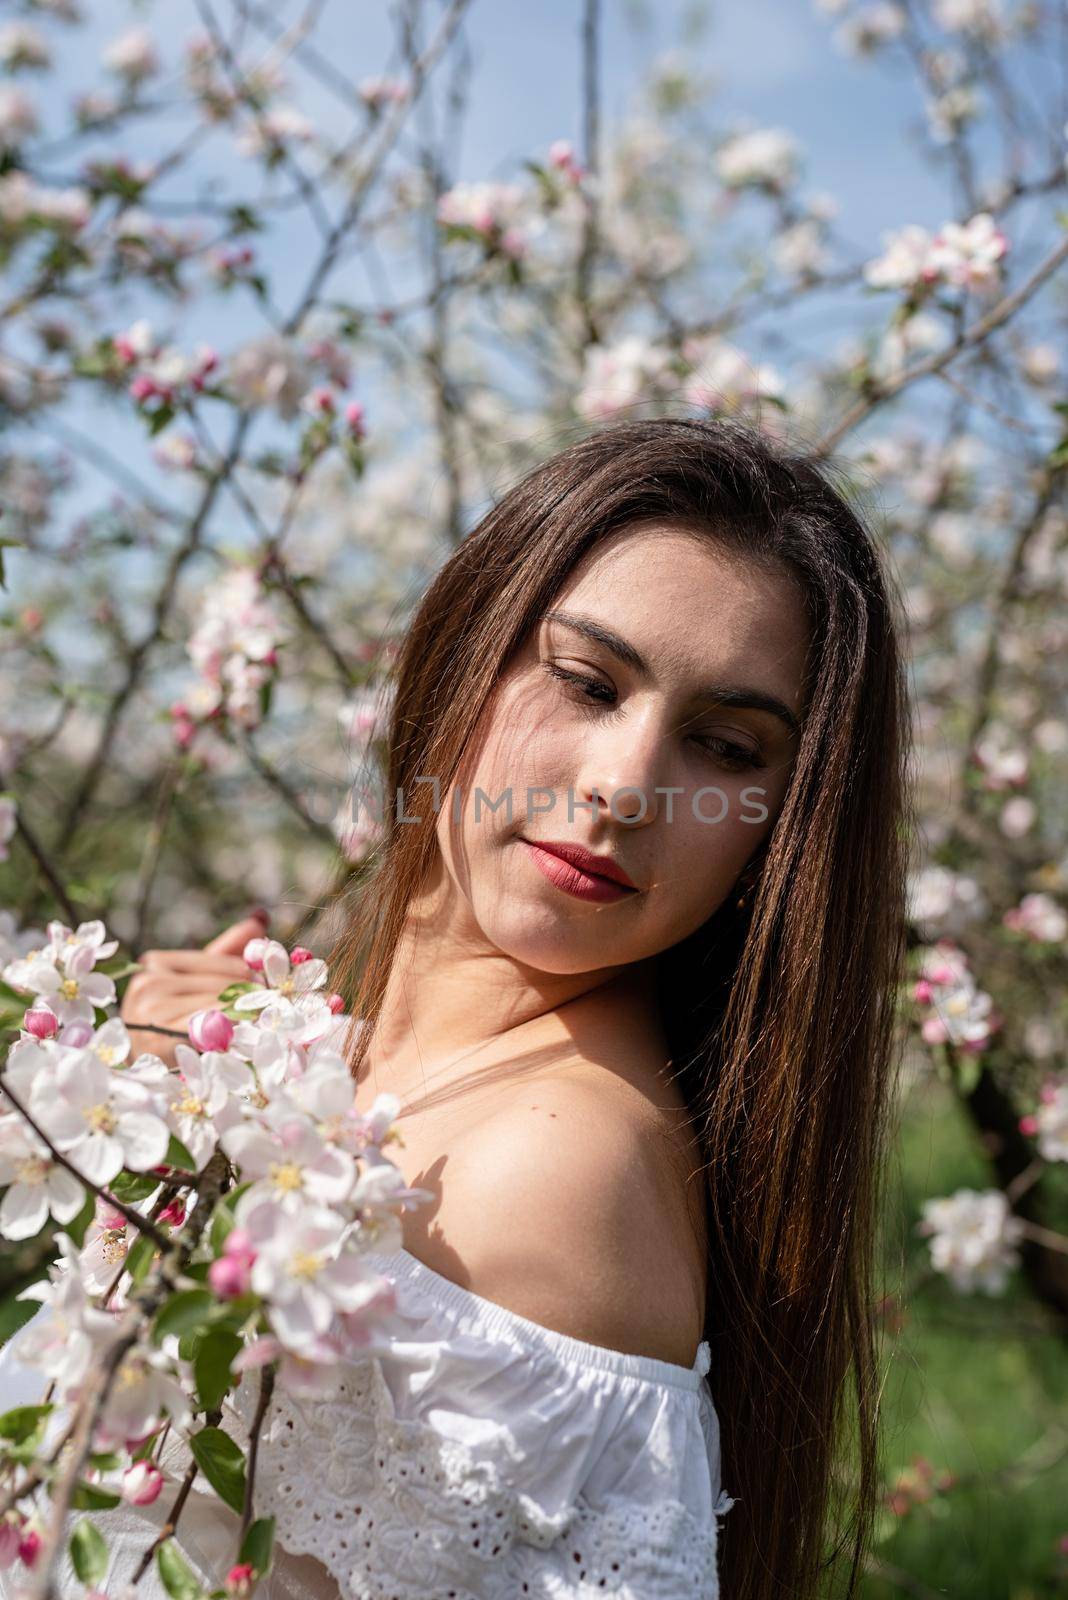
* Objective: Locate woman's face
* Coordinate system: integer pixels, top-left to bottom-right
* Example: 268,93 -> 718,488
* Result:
433,521 -> 810,976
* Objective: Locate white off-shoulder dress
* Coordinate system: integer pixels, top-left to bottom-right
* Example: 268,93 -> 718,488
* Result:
0,1246 -> 735,1599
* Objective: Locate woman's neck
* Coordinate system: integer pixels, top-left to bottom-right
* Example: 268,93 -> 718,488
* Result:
355,868 -> 665,1111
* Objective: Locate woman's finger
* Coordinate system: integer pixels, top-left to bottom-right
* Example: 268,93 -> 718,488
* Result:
203,915 -> 270,957
139,951 -> 251,977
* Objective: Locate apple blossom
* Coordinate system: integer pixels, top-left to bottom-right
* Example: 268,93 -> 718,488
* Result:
0,1117 -> 85,1240
222,1109 -> 357,1211
188,1007 -> 236,1053
121,1460 -> 164,1506
163,1042 -> 251,1169
714,127 -> 799,191
27,1048 -> 169,1185
22,1001 -> 58,1040
1002,892 -> 1067,943
102,28 -> 159,84
240,1196 -> 390,1352
917,1188 -> 1024,1293
232,938 -> 328,1013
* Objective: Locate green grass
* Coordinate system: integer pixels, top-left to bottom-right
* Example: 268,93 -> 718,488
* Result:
857,1072 -> 1068,1600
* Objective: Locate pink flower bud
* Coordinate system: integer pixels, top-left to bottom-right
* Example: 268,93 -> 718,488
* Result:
548,138 -> 574,169
290,946 -> 314,965
326,993 -> 345,1014
188,1008 -> 235,1052
226,1561 -> 256,1596
122,1461 -> 164,1506
243,937 -> 269,971
17,1528 -> 40,1568
158,1198 -> 186,1228
343,400 -> 366,438
1040,1082 -> 1059,1104
208,1255 -> 251,1299
23,1004 -> 59,1040
920,1015 -> 948,1045
129,374 -> 156,402
209,1227 -> 257,1300
912,979 -> 932,1004
1019,1114 -> 1039,1135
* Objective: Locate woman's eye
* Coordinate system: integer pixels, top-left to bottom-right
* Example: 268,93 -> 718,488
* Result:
544,662 -> 766,770
694,736 -> 766,772
544,662 -> 615,703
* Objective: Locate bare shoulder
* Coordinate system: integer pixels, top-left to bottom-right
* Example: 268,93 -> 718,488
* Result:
405,1072 -> 708,1369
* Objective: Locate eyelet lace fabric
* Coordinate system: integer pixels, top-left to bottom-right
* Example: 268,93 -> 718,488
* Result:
0,1249 -> 735,1600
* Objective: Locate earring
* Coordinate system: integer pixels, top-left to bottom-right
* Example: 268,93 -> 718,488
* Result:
734,867 -> 757,910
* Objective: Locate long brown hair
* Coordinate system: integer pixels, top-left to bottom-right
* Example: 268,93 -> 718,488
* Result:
327,415 -> 913,1600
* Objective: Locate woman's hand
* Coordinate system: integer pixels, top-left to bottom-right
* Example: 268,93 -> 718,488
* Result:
120,913 -> 270,1069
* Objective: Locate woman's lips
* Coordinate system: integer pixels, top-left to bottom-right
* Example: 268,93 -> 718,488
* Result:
520,839 -> 637,903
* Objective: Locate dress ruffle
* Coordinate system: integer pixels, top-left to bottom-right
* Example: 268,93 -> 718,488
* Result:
0,1249 -> 734,1600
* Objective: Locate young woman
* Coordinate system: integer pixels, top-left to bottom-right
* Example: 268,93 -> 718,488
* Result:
13,416 -> 911,1600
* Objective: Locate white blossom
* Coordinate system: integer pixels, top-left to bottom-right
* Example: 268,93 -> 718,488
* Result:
221,1108 -> 356,1210
864,223 -> 937,291
0,23 -> 50,71
1026,1077 -> 1068,1163
28,1049 -> 169,1185
926,211 -> 1008,291
164,1043 -> 252,1169
1002,892 -> 1067,943
908,865 -> 988,938
102,27 -> 159,82
232,939 -> 328,1014
918,1187 -> 1024,1293
574,334 -> 675,420
714,127 -> 799,191
0,86 -> 38,147
238,1195 -> 386,1353
0,1117 -> 85,1240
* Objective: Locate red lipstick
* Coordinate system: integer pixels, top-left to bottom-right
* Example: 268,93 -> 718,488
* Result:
520,838 -> 639,902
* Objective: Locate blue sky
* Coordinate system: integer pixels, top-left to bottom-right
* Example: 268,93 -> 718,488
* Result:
9,0 -> 1058,574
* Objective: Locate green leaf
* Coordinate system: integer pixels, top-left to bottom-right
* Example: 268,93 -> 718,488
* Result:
146,402 -> 176,437
208,1181 -> 251,1253
0,1295 -> 43,1350
125,1231 -> 158,1285
71,1481 -> 122,1510
157,1539 -> 205,1600
0,1403 -> 53,1443
70,1520 -> 108,1585
953,1050 -> 984,1096
164,1133 -> 198,1174
153,1289 -> 214,1347
194,1329 -> 243,1412
239,1515 -> 275,1577
216,981 -> 258,1008
110,1171 -> 162,1204
188,1426 -> 247,1514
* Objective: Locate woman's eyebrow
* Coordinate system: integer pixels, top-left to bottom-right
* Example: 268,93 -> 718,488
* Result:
542,609 -> 801,738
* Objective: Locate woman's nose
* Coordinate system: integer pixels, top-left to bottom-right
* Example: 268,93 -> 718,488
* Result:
576,717 -> 665,825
